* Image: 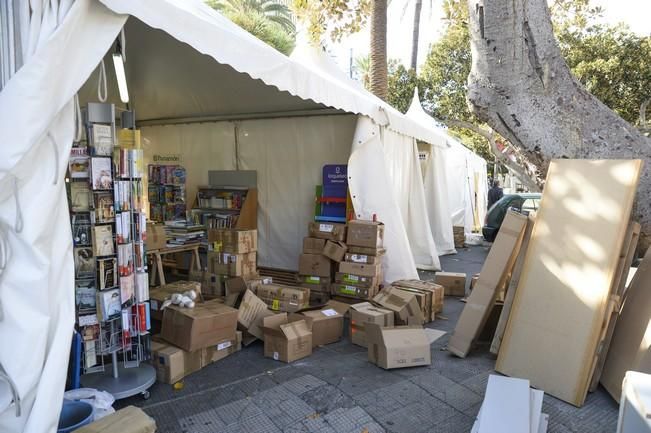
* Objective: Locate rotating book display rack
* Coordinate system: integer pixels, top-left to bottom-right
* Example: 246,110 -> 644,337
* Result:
68,102 -> 155,399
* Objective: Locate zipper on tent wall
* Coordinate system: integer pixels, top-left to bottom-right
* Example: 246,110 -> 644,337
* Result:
233,122 -> 240,170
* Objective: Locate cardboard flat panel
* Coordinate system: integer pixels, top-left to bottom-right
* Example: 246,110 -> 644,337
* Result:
491,214 -> 536,355
601,247 -> 651,401
496,159 -> 642,406
478,375 -> 530,433
448,211 -> 527,357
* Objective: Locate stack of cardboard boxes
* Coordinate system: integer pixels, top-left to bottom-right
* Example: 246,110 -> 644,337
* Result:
151,298 -> 241,384
203,229 -> 259,296
332,220 -> 385,301
298,222 -> 347,304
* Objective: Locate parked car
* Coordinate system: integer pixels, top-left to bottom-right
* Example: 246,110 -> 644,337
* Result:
482,193 -> 542,242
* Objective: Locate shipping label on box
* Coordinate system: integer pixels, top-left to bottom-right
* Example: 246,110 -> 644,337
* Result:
298,253 -> 333,277
346,220 -> 384,248
256,284 -> 310,313
366,324 -> 431,369
334,272 -> 381,289
435,272 -> 467,297
308,221 -> 346,241
262,313 -> 312,363
347,246 -> 387,257
338,261 -> 381,278
303,237 -> 327,254
208,229 -> 257,253
323,240 -> 347,262
373,287 -> 424,325
331,283 -> 377,300
208,251 -> 257,277
203,331 -> 242,364
344,253 -> 381,265
161,299 -> 238,352
297,275 -> 331,293
349,302 -> 394,348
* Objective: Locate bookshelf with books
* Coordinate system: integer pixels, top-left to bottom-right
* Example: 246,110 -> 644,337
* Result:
67,103 -> 154,399
147,164 -> 186,223
191,185 -> 258,231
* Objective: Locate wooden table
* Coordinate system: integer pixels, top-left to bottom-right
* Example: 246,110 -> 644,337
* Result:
147,243 -> 202,286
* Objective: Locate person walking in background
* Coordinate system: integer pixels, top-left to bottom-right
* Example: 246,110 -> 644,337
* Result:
488,179 -> 503,209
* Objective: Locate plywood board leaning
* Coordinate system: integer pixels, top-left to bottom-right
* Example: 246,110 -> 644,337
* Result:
491,214 -> 536,355
588,221 -> 640,392
496,159 -> 642,407
601,247 -> 651,401
447,211 -> 527,358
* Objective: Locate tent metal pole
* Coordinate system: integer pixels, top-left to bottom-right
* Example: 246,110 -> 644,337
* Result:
135,108 -> 348,128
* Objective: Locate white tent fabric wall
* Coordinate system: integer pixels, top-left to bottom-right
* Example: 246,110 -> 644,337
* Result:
0,1 -> 126,432
381,128 -> 441,270
348,117 -> 420,281
425,144 -> 456,254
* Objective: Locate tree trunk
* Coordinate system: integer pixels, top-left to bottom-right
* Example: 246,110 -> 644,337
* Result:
465,0 -> 651,241
369,0 -> 388,100
410,0 -> 423,71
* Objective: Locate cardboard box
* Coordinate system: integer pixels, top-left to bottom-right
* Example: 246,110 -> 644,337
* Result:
149,281 -> 202,321
188,270 -> 226,297
435,271 -> 467,297
344,253 -> 382,265
256,284 -> 310,313
237,289 -> 273,339
335,272 -> 381,289
308,221 -> 346,241
346,220 -> 385,248
208,229 -> 257,253
349,302 -> 394,347
151,340 -> 203,384
298,253 -> 332,277
366,324 -> 431,369
161,299 -> 238,352
75,406 -> 155,433
331,283 -> 378,300
207,251 -> 257,277
297,307 -> 344,347
392,286 -> 432,323
347,246 -> 387,257
338,261 -> 381,278
246,276 -> 273,292
204,331 -> 242,364
373,287 -> 424,325
303,237 -> 327,254
392,279 -> 444,316
297,275 -> 331,291
323,240 -> 347,262
309,290 -> 331,305
262,313 -> 312,362
145,223 -> 166,251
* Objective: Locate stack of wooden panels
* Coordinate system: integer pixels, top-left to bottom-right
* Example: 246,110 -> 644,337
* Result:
600,247 -> 651,401
471,375 -> 548,433
495,159 -> 642,407
453,226 -> 465,249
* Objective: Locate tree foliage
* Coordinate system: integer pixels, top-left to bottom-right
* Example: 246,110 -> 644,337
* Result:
291,0 -> 371,43
207,0 -> 296,55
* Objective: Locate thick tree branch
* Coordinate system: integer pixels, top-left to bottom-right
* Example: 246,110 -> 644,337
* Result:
444,119 -> 542,192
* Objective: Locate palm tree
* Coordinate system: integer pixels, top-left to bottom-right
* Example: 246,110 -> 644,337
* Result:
369,0 -> 388,100
410,0 -> 423,70
208,0 -> 296,33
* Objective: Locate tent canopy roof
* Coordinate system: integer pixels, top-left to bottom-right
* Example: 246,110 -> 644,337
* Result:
88,0 -> 446,146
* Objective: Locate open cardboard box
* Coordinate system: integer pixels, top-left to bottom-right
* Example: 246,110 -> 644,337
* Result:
262,313 -> 312,362
366,322 -> 431,369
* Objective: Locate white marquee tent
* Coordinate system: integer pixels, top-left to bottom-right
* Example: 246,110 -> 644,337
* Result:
406,91 -> 488,240
0,0 -> 474,431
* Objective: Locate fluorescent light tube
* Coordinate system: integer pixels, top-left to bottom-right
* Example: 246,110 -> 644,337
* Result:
112,53 -> 129,103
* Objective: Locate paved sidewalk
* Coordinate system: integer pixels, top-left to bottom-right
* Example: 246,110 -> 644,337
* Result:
120,246 -> 619,433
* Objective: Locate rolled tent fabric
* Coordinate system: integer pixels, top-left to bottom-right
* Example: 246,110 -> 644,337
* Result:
0,1 -> 125,432
348,116 -> 420,282
426,144 -> 455,255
